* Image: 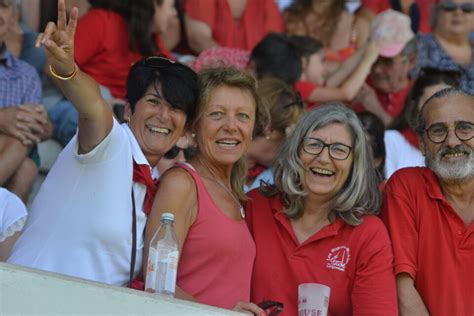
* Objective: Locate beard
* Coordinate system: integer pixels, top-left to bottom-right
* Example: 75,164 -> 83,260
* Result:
425,143 -> 474,183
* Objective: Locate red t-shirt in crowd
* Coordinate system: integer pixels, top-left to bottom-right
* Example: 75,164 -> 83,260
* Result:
362,0 -> 433,33
381,167 -> 474,316
75,9 -> 173,99
245,189 -> 398,316
183,0 -> 284,52
294,80 -> 319,110
352,78 -> 413,118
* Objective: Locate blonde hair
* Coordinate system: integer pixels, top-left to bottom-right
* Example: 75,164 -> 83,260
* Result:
257,77 -> 304,135
192,67 -> 269,202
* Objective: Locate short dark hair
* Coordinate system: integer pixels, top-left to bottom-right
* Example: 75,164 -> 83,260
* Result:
250,33 -> 302,85
289,35 -> 323,59
416,87 -> 474,134
126,57 -> 198,121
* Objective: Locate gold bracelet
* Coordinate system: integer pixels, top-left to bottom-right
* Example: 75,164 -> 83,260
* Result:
49,64 -> 78,81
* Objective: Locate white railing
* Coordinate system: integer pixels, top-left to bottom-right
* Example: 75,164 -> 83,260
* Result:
0,262 -> 240,315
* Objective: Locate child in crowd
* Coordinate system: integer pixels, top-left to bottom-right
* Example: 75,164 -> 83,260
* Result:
290,35 -> 379,109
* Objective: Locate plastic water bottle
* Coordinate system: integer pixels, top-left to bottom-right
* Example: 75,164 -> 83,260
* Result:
145,212 -> 179,297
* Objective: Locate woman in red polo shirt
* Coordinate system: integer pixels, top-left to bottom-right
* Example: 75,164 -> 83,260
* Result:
245,104 -> 398,315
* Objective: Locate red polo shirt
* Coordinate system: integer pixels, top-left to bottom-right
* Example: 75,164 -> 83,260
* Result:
245,189 -> 397,316
381,167 -> 474,316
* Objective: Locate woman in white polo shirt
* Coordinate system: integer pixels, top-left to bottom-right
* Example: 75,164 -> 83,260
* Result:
7,0 -> 198,286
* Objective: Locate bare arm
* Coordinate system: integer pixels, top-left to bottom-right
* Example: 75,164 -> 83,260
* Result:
307,42 -> 380,103
144,168 -> 197,300
36,0 -> 112,154
184,15 -> 219,54
397,273 -> 430,316
325,44 -> 367,88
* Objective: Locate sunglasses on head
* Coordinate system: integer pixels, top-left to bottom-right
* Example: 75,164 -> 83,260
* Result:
163,145 -> 195,160
440,2 -> 474,13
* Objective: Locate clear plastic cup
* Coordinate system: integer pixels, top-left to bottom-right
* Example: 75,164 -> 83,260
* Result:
298,283 -> 331,316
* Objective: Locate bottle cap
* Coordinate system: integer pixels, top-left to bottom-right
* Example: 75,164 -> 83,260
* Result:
161,212 -> 174,222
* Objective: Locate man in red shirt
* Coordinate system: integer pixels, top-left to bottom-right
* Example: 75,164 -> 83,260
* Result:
354,9 -> 417,126
382,88 -> 474,315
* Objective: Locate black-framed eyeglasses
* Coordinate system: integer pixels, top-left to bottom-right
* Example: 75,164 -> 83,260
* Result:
424,121 -> 474,144
163,145 -> 196,160
303,137 -> 353,160
258,300 -> 284,316
440,2 -> 474,13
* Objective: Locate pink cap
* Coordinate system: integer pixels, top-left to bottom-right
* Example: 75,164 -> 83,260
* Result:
192,47 -> 250,72
371,9 -> 415,58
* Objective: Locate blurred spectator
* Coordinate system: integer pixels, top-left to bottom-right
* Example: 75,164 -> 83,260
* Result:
357,111 -> 386,184
290,35 -> 379,108
284,0 -> 371,82
384,67 -> 460,179
75,0 -> 176,99
4,1 -> 47,74
416,0 -> 474,95
362,0 -> 434,33
245,77 -> 304,191
184,0 -> 284,53
354,9 -> 417,126
0,187 -> 27,261
249,33 -> 302,85
0,0 -> 52,202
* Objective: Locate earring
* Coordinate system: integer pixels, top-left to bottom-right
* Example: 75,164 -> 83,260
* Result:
265,135 -> 271,140
191,133 -> 196,138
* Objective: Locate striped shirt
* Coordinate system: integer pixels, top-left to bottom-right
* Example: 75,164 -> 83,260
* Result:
0,48 -> 41,108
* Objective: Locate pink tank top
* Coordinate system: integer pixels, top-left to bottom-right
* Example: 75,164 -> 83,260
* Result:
176,163 -> 256,309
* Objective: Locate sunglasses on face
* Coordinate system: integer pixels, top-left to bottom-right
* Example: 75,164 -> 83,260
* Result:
163,145 -> 195,160
440,2 -> 474,13
258,300 -> 284,316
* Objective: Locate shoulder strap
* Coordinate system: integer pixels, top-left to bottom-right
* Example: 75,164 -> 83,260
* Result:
129,186 -> 137,287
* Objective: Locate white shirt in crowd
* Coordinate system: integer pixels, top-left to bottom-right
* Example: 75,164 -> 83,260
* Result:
384,129 -> 426,180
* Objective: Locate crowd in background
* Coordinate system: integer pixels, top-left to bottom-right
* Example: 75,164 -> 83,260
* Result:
0,0 -> 473,315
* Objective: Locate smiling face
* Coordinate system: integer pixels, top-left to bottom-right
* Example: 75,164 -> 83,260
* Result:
153,0 -> 177,34
195,85 -> 256,168
370,54 -> 412,93
299,123 -> 354,202
421,94 -> 474,182
127,84 -> 187,166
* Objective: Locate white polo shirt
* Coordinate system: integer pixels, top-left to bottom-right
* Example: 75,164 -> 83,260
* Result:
8,120 -> 149,286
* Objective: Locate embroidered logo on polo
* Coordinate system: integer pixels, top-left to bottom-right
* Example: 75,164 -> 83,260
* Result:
326,246 -> 350,272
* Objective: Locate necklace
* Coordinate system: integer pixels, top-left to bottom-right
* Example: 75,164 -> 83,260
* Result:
197,157 -> 245,219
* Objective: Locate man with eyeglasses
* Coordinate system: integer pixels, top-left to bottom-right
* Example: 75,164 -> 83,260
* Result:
382,87 -> 474,316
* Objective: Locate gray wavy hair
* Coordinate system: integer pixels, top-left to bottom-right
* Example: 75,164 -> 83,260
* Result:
272,103 -> 381,226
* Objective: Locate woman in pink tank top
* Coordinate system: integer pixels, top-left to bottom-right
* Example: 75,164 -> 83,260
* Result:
144,67 -> 268,314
